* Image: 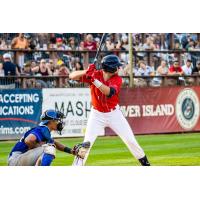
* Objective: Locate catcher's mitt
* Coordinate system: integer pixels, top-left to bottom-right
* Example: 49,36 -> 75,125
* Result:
71,141 -> 91,159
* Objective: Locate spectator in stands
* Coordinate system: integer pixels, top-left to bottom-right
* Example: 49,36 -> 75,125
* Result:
143,37 -> 156,50
31,59 -> 53,88
192,60 -> 200,75
123,62 -> 132,76
116,34 -> 129,50
83,34 -> 97,50
68,37 -> 78,50
77,41 -> 84,50
11,33 -> 29,68
30,60 -> 37,70
49,33 -> 57,49
37,33 -> 49,49
2,53 -> 19,76
0,63 -> 4,76
174,41 -> 182,50
52,63 -> 70,87
135,60 -> 154,76
73,60 -> 84,71
134,60 -> 154,87
58,63 -> 70,76
181,59 -> 194,85
22,62 -> 33,75
0,38 -> 7,49
32,59 -> 52,76
83,34 -> 97,67
94,37 -> 101,49
25,34 -> 36,50
105,37 -> 115,51
1,53 -> 20,88
185,39 -> 195,50
46,59 -> 55,74
152,60 -> 169,86
168,60 -> 184,75
56,38 -> 66,50
22,62 -> 36,88
116,34 -> 129,63
192,60 -> 200,85
156,60 -> 168,75
168,60 -> 184,86
182,59 -> 193,75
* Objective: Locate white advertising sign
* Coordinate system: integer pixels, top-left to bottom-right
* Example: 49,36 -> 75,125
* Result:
42,88 -> 92,137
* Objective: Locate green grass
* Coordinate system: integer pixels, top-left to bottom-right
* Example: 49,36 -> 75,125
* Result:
1,133 -> 200,166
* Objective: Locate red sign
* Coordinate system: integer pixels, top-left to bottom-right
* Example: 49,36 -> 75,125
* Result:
106,86 -> 200,135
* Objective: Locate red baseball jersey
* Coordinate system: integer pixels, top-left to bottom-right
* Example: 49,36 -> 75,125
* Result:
83,41 -> 97,50
80,70 -> 122,112
169,65 -> 183,73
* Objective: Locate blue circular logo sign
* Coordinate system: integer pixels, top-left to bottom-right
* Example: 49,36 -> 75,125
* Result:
176,88 -> 199,130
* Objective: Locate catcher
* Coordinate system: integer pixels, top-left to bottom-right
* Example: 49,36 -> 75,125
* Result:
8,109 -> 90,166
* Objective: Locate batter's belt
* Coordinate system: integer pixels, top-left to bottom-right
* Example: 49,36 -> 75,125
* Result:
93,105 -> 119,113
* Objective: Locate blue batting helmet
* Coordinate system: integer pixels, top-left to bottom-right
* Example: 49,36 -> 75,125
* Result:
101,55 -> 123,73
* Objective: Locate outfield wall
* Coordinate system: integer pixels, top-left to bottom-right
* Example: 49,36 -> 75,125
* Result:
0,87 -> 200,140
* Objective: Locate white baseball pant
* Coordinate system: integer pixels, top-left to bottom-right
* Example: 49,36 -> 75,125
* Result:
73,105 -> 145,166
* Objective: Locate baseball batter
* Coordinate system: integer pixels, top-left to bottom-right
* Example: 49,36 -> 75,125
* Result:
8,110 -> 90,166
69,55 -> 150,166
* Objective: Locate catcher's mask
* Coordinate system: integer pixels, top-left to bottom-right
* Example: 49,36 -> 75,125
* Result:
40,110 -> 66,135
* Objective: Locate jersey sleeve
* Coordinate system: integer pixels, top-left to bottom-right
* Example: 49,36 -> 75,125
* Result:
40,126 -> 54,143
79,64 -> 96,83
79,74 -> 92,83
109,76 -> 122,94
30,129 -> 43,143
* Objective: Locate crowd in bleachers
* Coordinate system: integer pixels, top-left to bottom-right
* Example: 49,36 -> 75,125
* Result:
0,33 -> 200,88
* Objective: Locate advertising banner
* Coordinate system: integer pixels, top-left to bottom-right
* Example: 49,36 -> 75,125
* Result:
1,86 -> 200,140
106,86 -> 200,135
42,88 -> 94,137
0,89 -> 42,139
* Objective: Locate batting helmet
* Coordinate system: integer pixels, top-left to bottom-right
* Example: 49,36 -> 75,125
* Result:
101,55 -> 123,73
40,110 -> 65,134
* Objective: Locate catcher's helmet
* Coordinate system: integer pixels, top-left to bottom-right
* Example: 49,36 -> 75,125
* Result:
40,110 -> 65,134
101,55 -> 123,73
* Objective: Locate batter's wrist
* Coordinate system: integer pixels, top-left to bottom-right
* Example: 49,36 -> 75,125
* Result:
64,146 -> 72,154
93,79 -> 103,88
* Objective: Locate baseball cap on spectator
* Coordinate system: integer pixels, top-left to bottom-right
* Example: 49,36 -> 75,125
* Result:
57,59 -> 64,66
56,38 -> 63,43
3,53 -> 11,59
186,59 -> 192,62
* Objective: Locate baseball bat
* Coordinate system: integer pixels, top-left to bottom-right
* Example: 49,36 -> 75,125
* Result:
93,33 -> 109,67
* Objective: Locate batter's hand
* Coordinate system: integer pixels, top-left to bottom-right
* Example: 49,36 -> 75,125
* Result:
86,64 -> 96,78
71,141 -> 91,159
86,70 -> 100,83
